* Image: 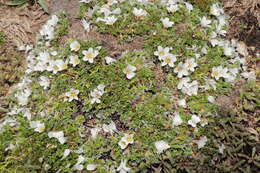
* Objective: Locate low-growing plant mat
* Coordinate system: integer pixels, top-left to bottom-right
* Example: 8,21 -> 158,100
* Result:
0,0 -> 259,172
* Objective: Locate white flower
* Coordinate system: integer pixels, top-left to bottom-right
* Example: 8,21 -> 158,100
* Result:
118,134 -> 134,149
65,89 -> 80,102
133,8 -> 147,18
208,96 -> 215,103
69,55 -> 80,67
211,66 -> 229,80
161,17 -> 174,28
23,108 -> 32,120
81,19 -> 91,32
74,155 -> 85,171
181,80 -> 199,96
123,65 -> 136,79
225,68 -> 239,82
47,15 -> 59,26
70,41 -> 81,52
117,160 -> 131,173
177,77 -> 190,90
29,121 -> 45,133
48,131 -> 66,144
103,15 -> 118,25
39,76 -> 50,90
61,149 -> 71,160
218,144 -> 225,154
118,139 -> 128,150
87,164 -> 96,171
167,4 -> 179,13
202,78 -> 217,90
90,84 -> 105,104
82,47 -> 99,63
174,62 -> 189,78
178,98 -> 187,108
50,59 -> 68,74
200,16 -> 211,27
223,43 -> 235,57
102,121 -> 117,134
105,56 -> 117,64
172,112 -> 183,127
154,46 -> 171,60
154,140 -> 170,154
185,2 -> 193,12
79,0 -> 92,3
195,136 -> 208,149
241,71 -> 256,81
188,115 -> 201,128
90,127 -> 101,138
40,16 -> 58,41
210,3 -> 224,17
236,41 -> 248,56
161,53 -> 177,67
5,144 -> 16,151
18,44 -> 33,52
90,89 -> 103,104
184,58 -> 197,72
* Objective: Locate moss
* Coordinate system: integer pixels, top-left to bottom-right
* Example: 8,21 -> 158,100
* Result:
0,31 -> 5,46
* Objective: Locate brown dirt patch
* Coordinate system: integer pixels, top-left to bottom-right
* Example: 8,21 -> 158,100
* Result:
0,3 -> 48,114
221,0 -> 260,50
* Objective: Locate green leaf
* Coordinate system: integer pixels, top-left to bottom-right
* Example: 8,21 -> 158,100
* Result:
0,0 -> 28,6
38,0 -> 49,14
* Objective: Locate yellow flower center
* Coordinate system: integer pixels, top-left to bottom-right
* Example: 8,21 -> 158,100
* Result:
74,44 -> 80,50
86,53 -> 94,59
165,57 -> 171,64
159,51 -> 165,57
70,92 -> 77,97
213,71 -> 219,76
126,136 -> 133,143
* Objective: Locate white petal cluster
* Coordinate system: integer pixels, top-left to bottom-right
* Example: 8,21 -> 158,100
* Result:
96,7 -> 121,25
65,88 -> 80,102
133,8 -> 148,18
74,155 -> 85,171
29,121 -> 45,133
200,16 -> 211,28
210,3 -> 224,17
117,160 -> 131,173
69,55 -> 80,67
194,136 -> 208,149
123,65 -> 137,79
82,47 -> 99,63
40,15 -> 59,41
48,131 -> 66,144
118,134 -> 134,149
188,115 -> 201,128
154,140 -> 170,154
81,19 -> 91,32
90,84 -> 105,104
102,121 -> 118,134
161,17 -> 174,28
105,56 -> 117,64
172,112 -> 183,127
38,76 -> 50,90
70,41 -> 81,52
154,46 -> 172,60
177,77 -> 199,96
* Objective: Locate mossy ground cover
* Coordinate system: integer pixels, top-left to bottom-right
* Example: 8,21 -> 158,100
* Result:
0,0 -> 259,172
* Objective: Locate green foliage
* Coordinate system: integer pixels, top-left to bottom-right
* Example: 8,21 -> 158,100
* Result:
0,31 -> 5,46
1,0 -> 258,172
0,0 -> 49,13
